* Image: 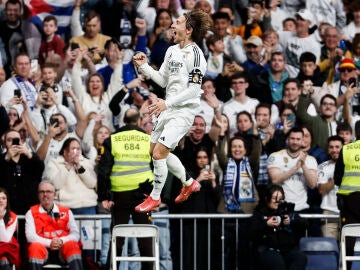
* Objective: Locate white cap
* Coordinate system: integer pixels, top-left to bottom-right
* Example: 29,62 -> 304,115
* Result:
296,9 -> 313,25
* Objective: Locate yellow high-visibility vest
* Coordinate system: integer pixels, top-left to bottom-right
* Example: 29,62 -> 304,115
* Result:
338,140 -> 360,195
110,129 -> 153,192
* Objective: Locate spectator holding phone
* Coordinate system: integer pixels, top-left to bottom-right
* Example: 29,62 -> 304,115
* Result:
0,129 -> 44,215
0,53 -> 38,112
29,64 -> 77,138
42,137 -> 98,215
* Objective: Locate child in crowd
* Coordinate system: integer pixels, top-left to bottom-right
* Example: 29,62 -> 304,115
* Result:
41,63 -> 64,105
218,4 -> 241,36
205,34 -> 231,79
263,29 -> 283,52
297,52 -> 324,87
282,17 -> 296,32
38,15 -> 65,65
336,122 -> 354,144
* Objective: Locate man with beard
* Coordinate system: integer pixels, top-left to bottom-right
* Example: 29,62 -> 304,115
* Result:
242,35 -> 270,76
318,135 -> 344,239
267,127 -> 318,213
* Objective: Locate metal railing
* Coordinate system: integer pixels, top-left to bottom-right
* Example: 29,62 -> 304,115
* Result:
16,213 -> 341,270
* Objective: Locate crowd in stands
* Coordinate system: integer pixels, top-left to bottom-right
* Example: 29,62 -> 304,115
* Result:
1,0 -> 360,269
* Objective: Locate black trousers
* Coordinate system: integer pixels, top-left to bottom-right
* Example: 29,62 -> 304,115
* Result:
255,247 -> 307,270
107,190 -> 153,270
338,192 -> 360,269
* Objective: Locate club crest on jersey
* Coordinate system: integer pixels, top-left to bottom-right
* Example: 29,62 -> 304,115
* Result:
189,69 -> 203,84
183,51 -> 190,59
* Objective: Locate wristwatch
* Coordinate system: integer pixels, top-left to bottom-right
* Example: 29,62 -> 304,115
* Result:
76,166 -> 86,174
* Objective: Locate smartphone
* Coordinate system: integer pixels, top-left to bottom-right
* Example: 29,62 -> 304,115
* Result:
12,138 -> 20,145
30,59 -> 38,75
287,113 -> 296,127
71,42 -> 80,51
204,165 -> 210,171
50,118 -> 59,127
14,89 -> 21,98
40,85 -> 48,92
349,77 -> 357,87
97,146 -> 104,155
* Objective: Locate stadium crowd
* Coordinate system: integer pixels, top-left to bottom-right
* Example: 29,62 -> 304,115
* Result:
1,0 -> 360,269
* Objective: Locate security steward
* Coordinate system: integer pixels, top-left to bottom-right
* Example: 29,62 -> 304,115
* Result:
335,121 -> 360,226
97,108 -> 154,270
334,121 -> 360,266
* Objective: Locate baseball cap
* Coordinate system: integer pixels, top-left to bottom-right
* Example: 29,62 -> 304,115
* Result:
338,58 -> 356,71
246,36 -> 263,47
296,9 -> 313,24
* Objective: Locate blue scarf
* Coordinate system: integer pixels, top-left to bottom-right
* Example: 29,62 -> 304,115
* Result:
224,157 -> 255,212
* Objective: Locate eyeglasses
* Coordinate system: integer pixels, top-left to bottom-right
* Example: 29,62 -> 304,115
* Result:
340,68 -> 355,73
38,190 -> 54,195
321,102 -> 336,107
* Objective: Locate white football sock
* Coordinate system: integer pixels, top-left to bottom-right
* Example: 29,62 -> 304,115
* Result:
150,158 -> 168,200
166,153 -> 193,186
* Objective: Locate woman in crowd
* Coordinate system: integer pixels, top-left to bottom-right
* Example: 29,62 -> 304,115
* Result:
250,184 -> 307,270
149,9 -> 174,69
233,111 -> 261,175
42,137 -> 98,215
0,188 -> 20,270
171,147 -> 221,270
217,136 -> 259,269
0,129 -> 43,215
71,49 -> 124,131
82,112 -> 111,166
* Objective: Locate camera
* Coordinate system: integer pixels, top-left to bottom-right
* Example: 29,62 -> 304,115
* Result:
277,200 -> 295,220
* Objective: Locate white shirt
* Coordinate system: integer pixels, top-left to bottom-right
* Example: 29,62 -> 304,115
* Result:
267,149 -> 318,211
0,77 -> 38,111
140,43 -> 207,108
342,22 -> 360,42
318,160 -> 339,213
37,132 -> 79,165
223,97 -> 259,137
306,0 -> 346,30
285,35 -> 321,78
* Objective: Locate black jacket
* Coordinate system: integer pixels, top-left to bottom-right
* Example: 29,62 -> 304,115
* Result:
250,204 -> 302,252
0,153 -> 44,214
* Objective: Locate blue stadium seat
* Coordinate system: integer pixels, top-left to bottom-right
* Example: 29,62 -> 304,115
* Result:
299,237 -> 339,270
